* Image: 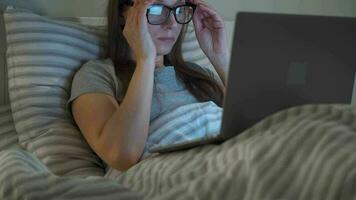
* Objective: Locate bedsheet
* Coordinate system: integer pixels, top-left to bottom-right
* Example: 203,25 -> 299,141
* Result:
1,103 -> 356,200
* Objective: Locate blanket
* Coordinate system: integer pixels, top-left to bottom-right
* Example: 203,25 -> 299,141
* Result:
1,103 -> 356,200
107,103 -> 356,200
140,101 -> 222,160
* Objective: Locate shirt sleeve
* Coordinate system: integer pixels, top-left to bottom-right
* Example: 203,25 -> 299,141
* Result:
66,59 -> 123,116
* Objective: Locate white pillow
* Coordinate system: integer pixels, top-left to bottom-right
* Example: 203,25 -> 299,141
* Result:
4,6 -> 107,177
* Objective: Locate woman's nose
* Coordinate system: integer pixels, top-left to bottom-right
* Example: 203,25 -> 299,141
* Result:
161,12 -> 178,29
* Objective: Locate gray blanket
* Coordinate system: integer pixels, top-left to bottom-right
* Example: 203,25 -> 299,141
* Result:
1,104 -> 356,200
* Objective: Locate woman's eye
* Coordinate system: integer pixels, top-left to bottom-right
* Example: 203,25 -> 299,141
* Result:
149,6 -> 164,15
176,7 -> 182,14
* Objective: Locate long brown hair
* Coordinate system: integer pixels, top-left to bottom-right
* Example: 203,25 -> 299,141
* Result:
106,0 -> 224,107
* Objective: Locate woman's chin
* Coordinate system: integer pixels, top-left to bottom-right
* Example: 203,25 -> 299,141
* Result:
156,46 -> 174,56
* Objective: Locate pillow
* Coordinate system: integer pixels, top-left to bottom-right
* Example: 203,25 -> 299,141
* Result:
0,104 -> 20,151
182,24 -> 213,71
4,6 -> 107,177
3,5 -> 213,177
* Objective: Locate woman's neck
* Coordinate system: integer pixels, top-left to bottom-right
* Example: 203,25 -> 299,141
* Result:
155,56 -> 164,70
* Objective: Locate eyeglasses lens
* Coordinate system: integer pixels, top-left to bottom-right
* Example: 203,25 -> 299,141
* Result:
147,5 -> 194,25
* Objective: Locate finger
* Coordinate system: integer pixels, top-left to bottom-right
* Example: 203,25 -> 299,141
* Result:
126,0 -> 140,25
197,1 -> 221,18
136,0 -> 155,28
202,17 -> 223,29
196,5 -> 214,20
125,11 -> 135,29
192,11 -> 203,31
136,0 -> 154,17
198,3 -> 219,16
195,0 -> 212,7
201,11 -> 221,23
133,0 -> 150,25
195,10 -> 223,30
199,5 -> 223,22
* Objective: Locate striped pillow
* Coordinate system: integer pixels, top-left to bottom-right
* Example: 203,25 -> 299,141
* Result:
0,104 -> 20,151
4,6 -> 107,177
182,25 -> 212,70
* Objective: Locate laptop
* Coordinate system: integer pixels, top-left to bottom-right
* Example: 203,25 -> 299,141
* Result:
148,12 -> 356,153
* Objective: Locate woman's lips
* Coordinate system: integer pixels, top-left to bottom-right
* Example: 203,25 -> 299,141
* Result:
158,37 -> 175,42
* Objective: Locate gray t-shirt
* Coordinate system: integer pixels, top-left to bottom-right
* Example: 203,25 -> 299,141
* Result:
67,58 -> 204,172
66,58 -> 199,122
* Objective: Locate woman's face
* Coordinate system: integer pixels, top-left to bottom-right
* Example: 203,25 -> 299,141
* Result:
124,0 -> 185,56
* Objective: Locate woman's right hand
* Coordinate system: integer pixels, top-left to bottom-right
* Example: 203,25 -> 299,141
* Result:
123,0 -> 156,63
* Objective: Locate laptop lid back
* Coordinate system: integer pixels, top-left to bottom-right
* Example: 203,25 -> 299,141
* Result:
220,12 -> 356,138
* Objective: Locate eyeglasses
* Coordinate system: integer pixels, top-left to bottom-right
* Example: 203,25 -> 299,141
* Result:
122,0 -> 197,25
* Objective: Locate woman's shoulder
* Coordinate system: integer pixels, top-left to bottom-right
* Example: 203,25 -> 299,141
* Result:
79,58 -> 115,75
71,58 -> 121,90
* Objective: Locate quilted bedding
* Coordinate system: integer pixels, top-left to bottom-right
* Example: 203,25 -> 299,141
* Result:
1,103 -> 356,200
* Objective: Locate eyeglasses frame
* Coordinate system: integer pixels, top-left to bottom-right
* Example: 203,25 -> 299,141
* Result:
122,0 -> 197,25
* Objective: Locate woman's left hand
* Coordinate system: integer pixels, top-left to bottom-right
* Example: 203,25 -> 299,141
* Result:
189,0 -> 229,70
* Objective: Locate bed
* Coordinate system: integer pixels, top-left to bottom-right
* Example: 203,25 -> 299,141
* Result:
1,4 -> 356,200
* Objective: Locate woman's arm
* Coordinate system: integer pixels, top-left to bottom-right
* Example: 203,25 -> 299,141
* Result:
72,59 -> 155,172
101,60 -> 155,169
73,0 -> 157,172
189,0 -> 230,92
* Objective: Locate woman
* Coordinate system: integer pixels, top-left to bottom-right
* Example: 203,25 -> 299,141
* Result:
67,0 -> 230,172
